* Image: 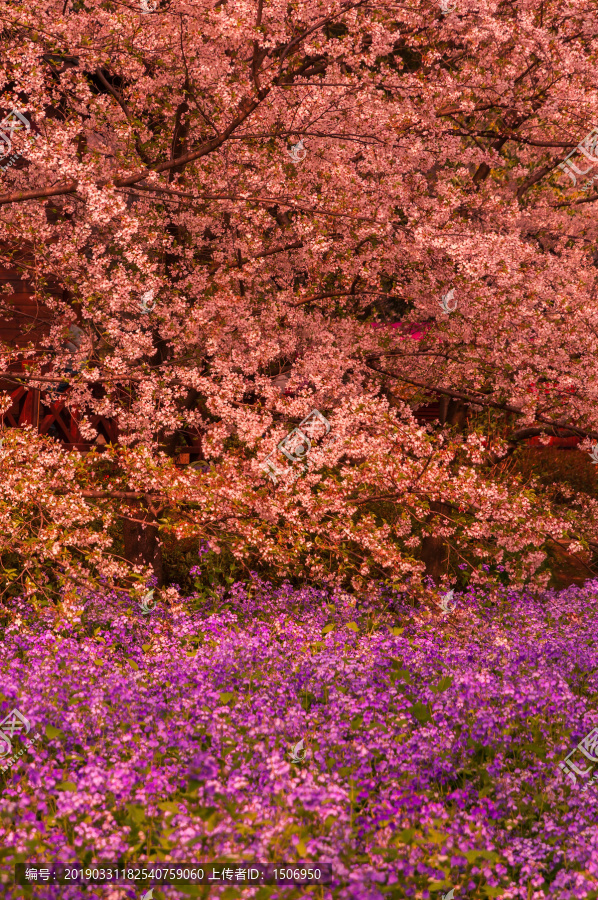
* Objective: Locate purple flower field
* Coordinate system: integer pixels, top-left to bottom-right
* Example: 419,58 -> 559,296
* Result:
1,575 -> 598,899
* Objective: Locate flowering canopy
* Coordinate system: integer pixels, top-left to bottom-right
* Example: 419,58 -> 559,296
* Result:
0,0 -> 597,599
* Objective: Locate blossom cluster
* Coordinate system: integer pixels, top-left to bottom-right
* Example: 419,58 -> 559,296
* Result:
1,574 -> 597,898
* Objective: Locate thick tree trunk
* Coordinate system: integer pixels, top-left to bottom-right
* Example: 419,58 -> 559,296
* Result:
121,502 -> 164,586
439,395 -> 450,424
439,396 -> 469,428
420,500 -> 451,582
446,398 -> 469,428
420,535 -> 448,581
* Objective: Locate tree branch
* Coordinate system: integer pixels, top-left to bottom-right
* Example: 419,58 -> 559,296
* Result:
95,67 -> 155,167
0,87 -> 268,206
118,184 -> 378,222
209,239 -> 304,274
292,290 -> 405,307
364,357 -> 598,441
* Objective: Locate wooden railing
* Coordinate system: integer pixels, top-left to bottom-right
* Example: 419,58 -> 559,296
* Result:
0,379 -> 119,450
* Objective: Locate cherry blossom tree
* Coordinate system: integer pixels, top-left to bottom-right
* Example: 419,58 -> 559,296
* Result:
0,0 -> 597,605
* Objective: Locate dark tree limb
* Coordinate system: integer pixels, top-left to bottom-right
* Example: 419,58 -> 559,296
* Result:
365,356 -> 598,441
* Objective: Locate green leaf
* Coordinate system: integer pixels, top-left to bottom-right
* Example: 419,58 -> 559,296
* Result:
196,806 -> 218,821
218,692 -> 236,705
142,644 -> 151,652
427,829 -> 449,844
322,624 -> 335,634
381,884 -> 405,897
431,676 -> 453,693
56,781 -> 77,792
350,714 -> 363,728
126,805 -> 146,823
394,828 -> 416,844
45,725 -> 63,739
300,691 -> 317,711
346,622 -> 359,632
184,779 -> 202,795
409,703 -> 432,724
295,839 -> 308,856
158,801 -> 180,812
465,850 -> 500,862
391,627 -> 404,636
127,659 -> 139,671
